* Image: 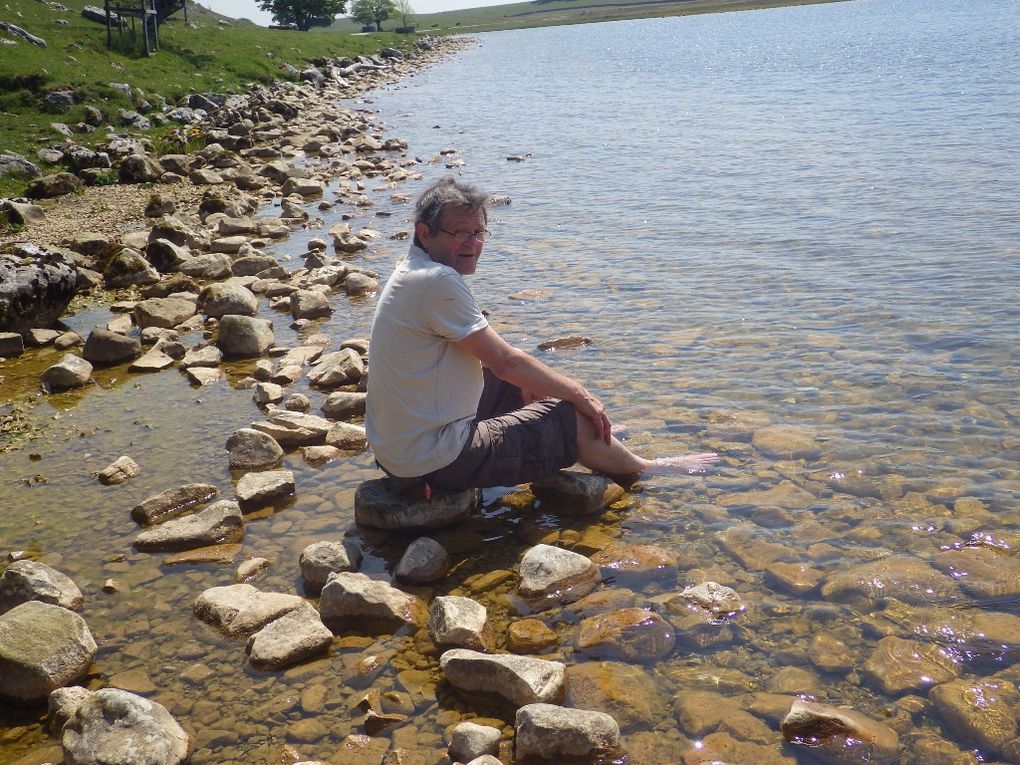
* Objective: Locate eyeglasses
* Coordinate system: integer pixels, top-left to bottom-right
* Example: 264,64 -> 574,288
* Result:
439,228 -> 490,244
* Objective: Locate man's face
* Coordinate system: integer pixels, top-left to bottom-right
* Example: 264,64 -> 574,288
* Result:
416,206 -> 486,277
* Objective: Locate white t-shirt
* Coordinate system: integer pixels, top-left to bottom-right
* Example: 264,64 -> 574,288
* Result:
366,244 -> 489,477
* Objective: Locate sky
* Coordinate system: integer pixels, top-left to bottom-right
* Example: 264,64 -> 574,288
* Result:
199,0 -> 513,25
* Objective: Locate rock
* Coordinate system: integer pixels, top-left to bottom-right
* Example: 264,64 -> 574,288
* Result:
590,544 -> 678,586
439,649 -> 566,709
193,583 -> 303,638
307,348 -> 364,387
299,540 -> 362,593
27,172 -> 82,199
808,632 -> 855,674
236,557 -> 271,583
232,254 -> 278,276
930,679 -> 1017,755
290,289 -> 332,319
179,253 -> 233,280
216,314 -> 274,358
0,250 -> 78,334
97,455 -> 141,485
235,469 -> 295,511
324,421 -> 368,450
821,557 -> 961,607
781,699 -> 900,765
246,601 -> 332,670
531,471 -> 625,515
343,271 -> 378,295
319,572 -> 426,632
184,366 -> 222,386
567,661 -> 662,731
83,328 -> 142,365
118,154 -> 164,184
133,499 -> 243,552
575,608 -> 675,662
42,353 -> 93,391
0,151 -> 41,178
0,601 -> 96,703
752,424 -> 821,460
508,618 -> 558,654
0,560 -> 84,614
515,703 -> 620,760
517,544 -> 601,610
394,537 -> 450,584
133,297 -> 196,330
131,483 -> 218,526
354,478 -> 479,530
49,686 -> 92,735
148,215 -> 209,251
654,582 -> 745,649
0,332 -> 24,357
449,721 -> 500,763
862,636 -> 961,695
321,390 -> 367,419
62,688 -> 190,765
129,347 -> 175,372
25,328 -> 58,347
2,199 -> 45,225
253,382 -> 284,406
226,427 -> 284,470
209,235 -> 248,254
427,595 -> 487,649
251,410 -> 331,446
932,545 -> 1020,601
281,177 -> 324,197
537,335 -> 592,351
284,393 -> 310,412
202,282 -> 258,318
181,345 -> 222,368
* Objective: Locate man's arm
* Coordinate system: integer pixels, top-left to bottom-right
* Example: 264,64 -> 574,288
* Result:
457,326 -> 612,443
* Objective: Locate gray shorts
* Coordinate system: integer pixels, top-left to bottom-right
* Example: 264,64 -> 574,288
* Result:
422,370 -> 579,492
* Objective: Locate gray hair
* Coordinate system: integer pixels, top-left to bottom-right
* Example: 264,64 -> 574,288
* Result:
413,176 -> 488,246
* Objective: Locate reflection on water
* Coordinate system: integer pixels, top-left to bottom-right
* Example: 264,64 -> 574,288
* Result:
3,0 -> 1020,762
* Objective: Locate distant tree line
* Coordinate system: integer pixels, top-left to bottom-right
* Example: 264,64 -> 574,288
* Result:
258,0 -> 413,31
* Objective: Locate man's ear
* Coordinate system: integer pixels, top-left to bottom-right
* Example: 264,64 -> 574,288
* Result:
415,222 -> 432,251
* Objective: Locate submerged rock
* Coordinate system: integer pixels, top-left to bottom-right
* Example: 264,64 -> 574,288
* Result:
439,649 -> 566,709
246,601 -> 332,670
781,699 -> 900,765
514,703 -> 620,761
133,499 -> 243,552
575,608 -> 675,663
567,661 -> 664,732
862,636 -> 961,695
821,556 -> 962,607
751,424 -> 821,460
590,544 -> 678,586
930,678 -> 1017,757
531,471 -> 624,515
131,483 -> 218,526
932,544 -> 1020,601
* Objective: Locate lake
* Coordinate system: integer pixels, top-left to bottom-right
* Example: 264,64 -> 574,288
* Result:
2,0 -> 1019,762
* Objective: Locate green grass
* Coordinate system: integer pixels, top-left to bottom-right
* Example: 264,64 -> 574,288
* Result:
0,0 -> 412,196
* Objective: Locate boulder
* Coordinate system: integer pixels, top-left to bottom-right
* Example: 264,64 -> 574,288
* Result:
133,297 -> 196,330
232,254 -> 278,276
354,478 -> 478,531
448,721 -> 500,763
0,250 -> 78,334
246,601 -> 332,670
202,282 -> 258,318
97,455 -> 141,485
27,172 -> 82,199
180,345 -> 222,368
62,688 -> 191,765
0,151 -> 41,178
128,347 -> 176,373
253,382 -> 284,406
514,703 -> 620,760
318,571 -> 426,632
2,199 -> 45,225
216,314 -> 274,358
251,410 -> 331,446
226,428 -> 283,470
290,289 -> 332,320
42,354 -> 93,391
179,253 -> 232,280
82,328 -> 141,365
782,699 -> 900,765
118,154 -> 164,184
235,469 -> 295,511
0,560 -> 84,615
531,471 -> 624,516
146,239 -> 191,273
130,483 -> 218,526
281,177 -> 324,197
299,540 -> 362,593
343,272 -> 378,295
148,215 -> 209,250
48,686 -> 92,736
576,608 -> 676,663
133,499 -> 244,552
0,332 -> 24,357
0,601 -> 97,703
395,537 -> 450,584
427,595 -> 487,649
307,348 -> 363,388
439,649 -> 566,709
320,390 -> 366,419
324,421 -> 368,451
517,544 -> 601,610
193,583 -> 303,638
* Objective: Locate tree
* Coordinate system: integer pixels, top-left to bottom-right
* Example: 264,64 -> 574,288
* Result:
350,0 -> 395,32
394,0 -> 414,29
258,0 -> 346,31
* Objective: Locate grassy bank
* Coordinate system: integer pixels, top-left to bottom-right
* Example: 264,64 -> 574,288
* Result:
0,0 -> 409,197
331,0 -> 847,36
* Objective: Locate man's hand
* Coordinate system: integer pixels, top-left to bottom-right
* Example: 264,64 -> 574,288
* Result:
576,391 -> 613,444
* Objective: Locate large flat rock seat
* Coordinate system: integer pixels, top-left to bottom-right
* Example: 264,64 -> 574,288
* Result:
354,478 -> 479,531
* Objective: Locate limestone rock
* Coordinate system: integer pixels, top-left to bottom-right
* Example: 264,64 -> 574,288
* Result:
862,636 -> 961,695
119,154 -> 164,184
290,289 -> 332,320
235,469 -> 295,511
752,424 -> 821,460
83,328 -> 141,365
2,199 -> 45,225
216,314 -> 274,358
821,557 -> 961,607
449,721 -> 500,763
202,282 -> 258,318
129,347 -> 175,372
48,686 -> 92,735
43,354 -> 92,391
104,247 -> 160,288
133,297 -> 196,330
576,608 -> 676,662
181,345 -> 222,368
781,699 -> 900,765
131,483 -> 218,526
226,427 -> 283,470
0,601 -> 97,703
299,540 -> 362,593
62,688 -> 191,765
514,703 -> 620,760
427,595 -> 487,649
324,421 -> 368,451
321,390 -> 367,419
319,572 -> 425,632
27,172 -> 82,199
567,661 -> 663,731
133,499 -> 243,552
354,478 -> 479,531
251,410 -> 331,446
0,250 -> 78,334
531,471 -> 624,515
193,583 -> 303,638
394,537 -> 450,584
439,649 -> 566,709
0,560 -> 84,615
246,601 -> 332,670
307,348 -> 364,388
97,455 -> 141,485
179,253 -> 232,280
517,544 -> 601,610
930,679 -> 1017,756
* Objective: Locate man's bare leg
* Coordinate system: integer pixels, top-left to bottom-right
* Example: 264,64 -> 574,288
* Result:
573,411 -> 719,479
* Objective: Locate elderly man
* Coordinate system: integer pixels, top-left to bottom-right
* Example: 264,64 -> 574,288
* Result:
366,176 -> 717,496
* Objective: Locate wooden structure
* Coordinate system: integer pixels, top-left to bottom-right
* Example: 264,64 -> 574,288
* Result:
103,0 -> 187,55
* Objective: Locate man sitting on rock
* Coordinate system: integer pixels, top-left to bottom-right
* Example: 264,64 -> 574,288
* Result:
366,176 -> 717,497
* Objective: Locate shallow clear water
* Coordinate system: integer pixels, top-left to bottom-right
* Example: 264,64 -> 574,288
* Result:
2,0 -> 1020,762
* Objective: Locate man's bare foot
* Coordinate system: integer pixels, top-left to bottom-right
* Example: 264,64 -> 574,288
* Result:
643,453 -> 720,475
